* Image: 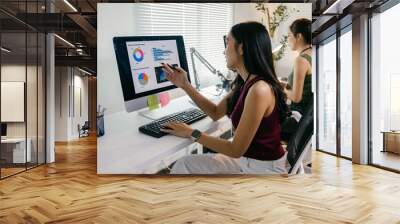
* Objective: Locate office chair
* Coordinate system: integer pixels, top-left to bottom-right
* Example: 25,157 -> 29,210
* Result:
78,121 -> 90,138
286,103 -> 314,175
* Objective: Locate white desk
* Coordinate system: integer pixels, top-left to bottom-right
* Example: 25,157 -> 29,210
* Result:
1,138 -> 32,163
98,87 -> 232,174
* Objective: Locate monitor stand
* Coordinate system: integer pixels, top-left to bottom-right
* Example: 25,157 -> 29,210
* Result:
138,103 -> 185,120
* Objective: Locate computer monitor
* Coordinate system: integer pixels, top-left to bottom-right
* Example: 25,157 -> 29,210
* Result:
113,35 -> 190,112
1,123 -> 7,137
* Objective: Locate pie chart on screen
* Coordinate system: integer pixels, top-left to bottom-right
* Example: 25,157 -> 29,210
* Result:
133,48 -> 144,62
138,72 -> 149,85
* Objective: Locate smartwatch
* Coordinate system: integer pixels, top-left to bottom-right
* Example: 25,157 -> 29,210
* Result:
190,129 -> 202,142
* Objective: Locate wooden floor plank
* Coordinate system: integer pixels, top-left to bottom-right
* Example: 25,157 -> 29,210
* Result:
0,135 -> 400,223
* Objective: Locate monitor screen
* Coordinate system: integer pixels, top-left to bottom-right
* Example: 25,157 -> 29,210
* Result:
1,123 -> 7,137
113,36 -> 190,103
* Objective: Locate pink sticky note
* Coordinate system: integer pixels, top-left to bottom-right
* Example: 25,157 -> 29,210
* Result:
159,92 -> 170,107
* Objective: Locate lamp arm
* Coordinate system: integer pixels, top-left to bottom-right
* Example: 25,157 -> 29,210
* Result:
190,48 -> 230,90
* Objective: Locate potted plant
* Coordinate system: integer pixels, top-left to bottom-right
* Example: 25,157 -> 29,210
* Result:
255,3 -> 299,61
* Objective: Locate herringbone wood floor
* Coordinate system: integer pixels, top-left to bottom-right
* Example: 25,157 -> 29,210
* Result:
1,136 -> 400,224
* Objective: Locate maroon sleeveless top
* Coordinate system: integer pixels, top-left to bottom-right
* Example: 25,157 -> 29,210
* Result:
228,77 -> 285,161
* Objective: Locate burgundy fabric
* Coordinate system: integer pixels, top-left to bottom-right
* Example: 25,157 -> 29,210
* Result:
228,76 -> 285,161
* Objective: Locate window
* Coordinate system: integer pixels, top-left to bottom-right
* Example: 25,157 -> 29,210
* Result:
317,26 -> 352,159
136,3 -> 233,88
339,27 -> 352,158
317,35 -> 337,155
370,3 -> 400,171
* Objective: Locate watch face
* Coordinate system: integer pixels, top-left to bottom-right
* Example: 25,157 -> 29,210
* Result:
191,129 -> 201,140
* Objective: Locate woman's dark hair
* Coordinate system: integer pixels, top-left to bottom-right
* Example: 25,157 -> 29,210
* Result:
290,18 -> 312,45
226,21 -> 289,122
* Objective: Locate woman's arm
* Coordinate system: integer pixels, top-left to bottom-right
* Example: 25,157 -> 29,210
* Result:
183,84 -> 233,121
285,56 -> 309,103
162,63 -> 231,121
162,81 -> 274,158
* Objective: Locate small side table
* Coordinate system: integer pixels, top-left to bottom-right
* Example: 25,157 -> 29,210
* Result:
381,131 -> 400,154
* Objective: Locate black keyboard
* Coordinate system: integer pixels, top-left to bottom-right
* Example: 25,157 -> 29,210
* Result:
139,108 -> 207,138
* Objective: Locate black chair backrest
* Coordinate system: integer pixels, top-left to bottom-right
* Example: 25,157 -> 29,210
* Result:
286,104 -> 314,174
82,121 -> 90,129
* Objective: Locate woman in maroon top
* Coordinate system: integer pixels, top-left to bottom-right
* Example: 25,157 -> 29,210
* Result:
161,21 -> 289,174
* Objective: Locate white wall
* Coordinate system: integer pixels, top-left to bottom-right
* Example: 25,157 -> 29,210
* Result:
1,65 -> 36,138
233,3 -> 312,78
98,4 -> 138,115
1,65 -> 27,140
54,67 -> 89,141
55,67 -> 69,141
72,73 -> 89,138
1,63 -> 46,163
1,64 -> 26,129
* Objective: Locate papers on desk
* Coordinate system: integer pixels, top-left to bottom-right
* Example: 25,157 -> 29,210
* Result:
159,92 -> 170,107
147,93 -> 170,110
147,95 -> 160,110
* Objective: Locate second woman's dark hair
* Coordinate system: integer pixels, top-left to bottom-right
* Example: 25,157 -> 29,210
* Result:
290,18 -> 312,45
226,21 -> 289,122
